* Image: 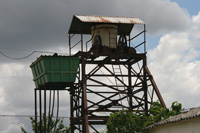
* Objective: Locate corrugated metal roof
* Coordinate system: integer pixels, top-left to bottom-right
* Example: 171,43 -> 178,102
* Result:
68,15 -> 145,35
75,15 -> 145,24
145,107 -> 200,130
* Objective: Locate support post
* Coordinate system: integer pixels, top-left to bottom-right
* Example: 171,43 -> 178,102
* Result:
39,89 -> 42,132
128,63 -> 132,111
81,58 -> 89,133
144,24 -> 146,53
70,85 -> 75,133
44,87 -> 46,133
35,89 -> 38,133
143,57 -> 148,115
69,34 -> 71,55
81,34 -> 83,52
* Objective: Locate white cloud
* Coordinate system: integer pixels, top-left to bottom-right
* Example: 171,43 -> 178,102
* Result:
0,61 -> 71,116
0,87 -> 7,109
0,63 -> 34,115
148,12 -> 200,108
192,11 -> 200,26
0,63 -> 25,77
0,0 -> 191,52
119,0 -> 191,35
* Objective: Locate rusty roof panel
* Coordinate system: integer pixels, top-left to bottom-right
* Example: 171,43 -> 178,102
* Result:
75,15 -> 145,24
68,15 -> 145,34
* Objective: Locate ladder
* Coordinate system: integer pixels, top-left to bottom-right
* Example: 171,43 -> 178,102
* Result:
112,63 -> 126,107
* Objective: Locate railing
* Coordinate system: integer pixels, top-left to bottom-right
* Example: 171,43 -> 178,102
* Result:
68,24 -> 147,55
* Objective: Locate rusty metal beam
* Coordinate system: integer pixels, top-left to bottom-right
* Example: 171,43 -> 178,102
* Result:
88,78 -> 119,92
145,66 -> 166,108
81,58 -> 89,133
143,58 -> 148,115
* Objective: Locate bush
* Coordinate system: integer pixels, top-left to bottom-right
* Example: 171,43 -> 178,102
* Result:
106,101 -> 182,133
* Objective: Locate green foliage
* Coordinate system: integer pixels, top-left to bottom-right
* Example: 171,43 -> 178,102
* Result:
20,114 -> 70,133
106,110 -> 148,133
106,101 -> 182,133
170,101 -> 182,116
148,101 -> 182,125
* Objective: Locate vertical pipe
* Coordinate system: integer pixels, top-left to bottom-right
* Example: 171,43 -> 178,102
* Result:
69,34 -> 71,56
47,89 -> 51,132
81,34 -> 83,52
78,65 -> 81,131
81,58 -> 89,133
53,90 -> 59,133
143,57 -> 148,115
143,24 -> 148,114
129,34 -> 131,47
39,89 -> 42,132
70,85 -> 75,133
128,63 -> 132,111
44,87 -> 46,133
144,24 -> 146,53
35,89 -> 38,133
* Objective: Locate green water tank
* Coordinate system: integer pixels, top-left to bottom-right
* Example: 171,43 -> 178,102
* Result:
30,55 -> 80,89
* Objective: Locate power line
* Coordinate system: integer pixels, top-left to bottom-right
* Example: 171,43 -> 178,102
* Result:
0,50 -> 68,60
0,47 -> 33,52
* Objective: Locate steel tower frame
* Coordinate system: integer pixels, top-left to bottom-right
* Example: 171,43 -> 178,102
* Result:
68,15 -> 166,133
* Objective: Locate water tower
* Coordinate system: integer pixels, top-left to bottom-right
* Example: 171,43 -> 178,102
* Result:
68,15 -> 166,133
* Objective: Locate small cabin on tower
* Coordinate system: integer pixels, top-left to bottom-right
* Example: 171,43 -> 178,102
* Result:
68,15 -> 145,56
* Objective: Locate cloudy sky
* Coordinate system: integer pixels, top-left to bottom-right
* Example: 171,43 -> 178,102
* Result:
0,0 -> 200,121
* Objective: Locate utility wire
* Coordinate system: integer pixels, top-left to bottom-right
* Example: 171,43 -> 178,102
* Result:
0,50 -> 68,60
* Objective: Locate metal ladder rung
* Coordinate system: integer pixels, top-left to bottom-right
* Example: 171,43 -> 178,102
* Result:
112,64 -> 126,108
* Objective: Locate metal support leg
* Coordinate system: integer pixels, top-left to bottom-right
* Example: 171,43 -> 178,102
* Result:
35,89 -> 38,133
82,58 -> 89,133
128,63 -> 132,111
70,85 -> 75,133
39,89 -> 42,132
44,87 -> 46,133
143,57 -> 148,115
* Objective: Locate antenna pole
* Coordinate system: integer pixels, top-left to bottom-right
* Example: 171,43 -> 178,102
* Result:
144,24 -> 146,53
69,34 -> 71,55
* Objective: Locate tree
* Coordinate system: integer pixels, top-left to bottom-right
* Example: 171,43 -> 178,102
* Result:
20,114 -> 70,133
106,110 -> 149,133
106,101 -> 182,133
149,101 -> 182,123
